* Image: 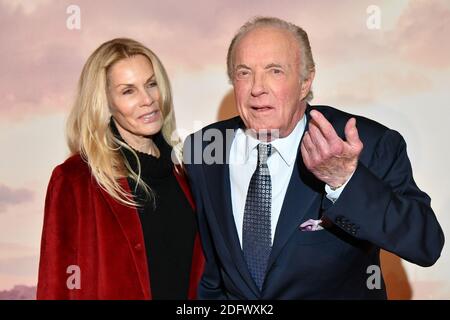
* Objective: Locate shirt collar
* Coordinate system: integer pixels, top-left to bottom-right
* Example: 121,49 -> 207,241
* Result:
239,115 -> 307,166
270,116 -> 306,166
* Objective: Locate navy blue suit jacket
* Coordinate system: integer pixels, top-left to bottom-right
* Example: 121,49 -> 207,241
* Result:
183,105 -> 444,299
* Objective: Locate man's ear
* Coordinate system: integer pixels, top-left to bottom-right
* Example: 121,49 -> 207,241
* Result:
300,70 -> 315,100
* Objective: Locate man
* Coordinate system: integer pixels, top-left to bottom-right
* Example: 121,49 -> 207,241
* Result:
183,16 -> 444,299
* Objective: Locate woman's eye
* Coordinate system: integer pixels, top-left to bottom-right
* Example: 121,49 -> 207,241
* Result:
147,82 -> 157,88
122,89 -> 133,95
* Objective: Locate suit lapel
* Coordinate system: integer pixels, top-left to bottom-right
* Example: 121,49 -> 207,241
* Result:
266,106 -> 323,272
266,154 -> 322,271
202,118 -> 261,297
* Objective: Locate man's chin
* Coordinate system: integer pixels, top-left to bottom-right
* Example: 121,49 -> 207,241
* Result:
244,126 -> 281,141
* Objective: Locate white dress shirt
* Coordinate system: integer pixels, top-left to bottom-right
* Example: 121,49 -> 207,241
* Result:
229,116 -> 348,247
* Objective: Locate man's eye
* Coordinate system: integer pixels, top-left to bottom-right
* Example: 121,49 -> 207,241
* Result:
236,70 -> 250,78
272,69 -> 282,74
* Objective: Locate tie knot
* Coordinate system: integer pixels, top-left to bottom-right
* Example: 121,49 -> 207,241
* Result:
257,143 -> 272,165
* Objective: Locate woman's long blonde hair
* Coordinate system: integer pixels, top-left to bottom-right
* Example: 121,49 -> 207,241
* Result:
66,38 -> 181,206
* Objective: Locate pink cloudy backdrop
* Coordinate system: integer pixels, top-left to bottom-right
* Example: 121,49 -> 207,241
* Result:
0,0 -> 449,299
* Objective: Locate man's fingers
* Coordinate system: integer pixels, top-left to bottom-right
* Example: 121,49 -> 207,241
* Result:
302,131 -> 315,154
302,131 -> 319,164
309,110 -> 339,142
300,141 -> 311,167
344,118 -> 362,149
308,122 -> 330,157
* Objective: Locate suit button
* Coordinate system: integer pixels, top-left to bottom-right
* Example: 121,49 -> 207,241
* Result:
134,243 -> 143,251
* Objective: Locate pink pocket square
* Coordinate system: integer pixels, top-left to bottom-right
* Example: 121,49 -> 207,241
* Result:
299,219 -> 324,231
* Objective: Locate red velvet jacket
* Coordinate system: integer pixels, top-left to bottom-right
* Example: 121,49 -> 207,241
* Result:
37,154 -> 204,299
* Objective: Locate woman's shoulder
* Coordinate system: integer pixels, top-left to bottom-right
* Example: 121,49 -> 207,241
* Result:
50,154 -> 91,184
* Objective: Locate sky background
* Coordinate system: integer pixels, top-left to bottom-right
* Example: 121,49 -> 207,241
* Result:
0,0 -> 449,299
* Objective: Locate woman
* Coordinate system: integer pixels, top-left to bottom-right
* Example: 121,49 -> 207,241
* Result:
37,38 -> 204,299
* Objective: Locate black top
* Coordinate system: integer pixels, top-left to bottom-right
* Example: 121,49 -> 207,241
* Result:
111,121 -> 197,299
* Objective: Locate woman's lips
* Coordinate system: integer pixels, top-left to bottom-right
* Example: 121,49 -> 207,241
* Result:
138,110 -> 160,123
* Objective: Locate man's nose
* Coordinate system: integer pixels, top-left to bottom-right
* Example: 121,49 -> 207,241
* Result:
251,73 -> 267,97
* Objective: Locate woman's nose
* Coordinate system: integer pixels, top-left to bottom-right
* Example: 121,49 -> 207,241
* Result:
140,89 -> 153,106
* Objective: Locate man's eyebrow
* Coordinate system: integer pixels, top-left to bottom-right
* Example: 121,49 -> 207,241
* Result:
235,64 -> 251,70
265,63 -> 283,69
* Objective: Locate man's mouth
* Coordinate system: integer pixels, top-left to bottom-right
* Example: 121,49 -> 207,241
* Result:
250,105 -> 273,112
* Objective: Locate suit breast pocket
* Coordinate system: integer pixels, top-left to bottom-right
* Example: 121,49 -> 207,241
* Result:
280,227 -> 348,275
295,228 -> 339,245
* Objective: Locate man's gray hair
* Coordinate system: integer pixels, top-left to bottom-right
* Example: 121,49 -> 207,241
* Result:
226,16 -> 315,102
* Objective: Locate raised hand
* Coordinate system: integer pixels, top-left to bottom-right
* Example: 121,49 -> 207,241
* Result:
300,110 -> 363,188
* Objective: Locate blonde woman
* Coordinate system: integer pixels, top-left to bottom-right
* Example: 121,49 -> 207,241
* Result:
37,38 -> 204,299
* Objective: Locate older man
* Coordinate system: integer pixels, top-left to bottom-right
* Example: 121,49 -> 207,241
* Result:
184,16 -> 444,299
